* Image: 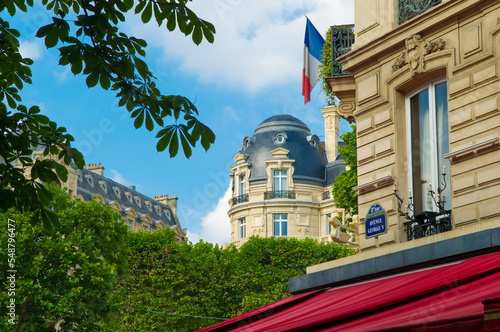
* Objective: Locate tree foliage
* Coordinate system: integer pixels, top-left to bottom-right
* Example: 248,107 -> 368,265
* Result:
319,26 -> 335,105
332,124 -> 358,219
105,234 -> 354,331
0,185 -> 130,331
0,0 -> 216,229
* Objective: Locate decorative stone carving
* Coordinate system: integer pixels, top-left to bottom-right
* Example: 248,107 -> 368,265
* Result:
392,34 -> 446,76
338,100 -> 356,123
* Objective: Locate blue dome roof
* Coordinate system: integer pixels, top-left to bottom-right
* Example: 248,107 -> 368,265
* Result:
255,114 -> 310,134
239,114 -> 326,186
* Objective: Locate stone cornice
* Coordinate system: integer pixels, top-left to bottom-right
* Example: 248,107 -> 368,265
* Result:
338,0 -> 488,74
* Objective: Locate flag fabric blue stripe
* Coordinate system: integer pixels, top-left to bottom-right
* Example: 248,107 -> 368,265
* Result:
304,18 -> 325,62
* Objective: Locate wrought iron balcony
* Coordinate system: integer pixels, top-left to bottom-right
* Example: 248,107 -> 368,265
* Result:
322,191 -> 331,200
232,194 -> 248,205
264,191 -> 296,200
399,0 -> 441,24
393,170 -> 452,242
404,210 -> 452,241
331,25 -> 355,77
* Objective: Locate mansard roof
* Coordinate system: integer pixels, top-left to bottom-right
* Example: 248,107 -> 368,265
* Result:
73,166 -> 179,229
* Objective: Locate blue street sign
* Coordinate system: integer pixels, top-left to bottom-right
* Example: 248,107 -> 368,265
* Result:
365,203 -> 387,238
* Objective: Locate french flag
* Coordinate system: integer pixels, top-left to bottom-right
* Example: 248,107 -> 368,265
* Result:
302,18 -> 325,105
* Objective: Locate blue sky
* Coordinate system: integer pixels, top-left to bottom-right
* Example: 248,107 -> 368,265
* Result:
12,0 -> 354,244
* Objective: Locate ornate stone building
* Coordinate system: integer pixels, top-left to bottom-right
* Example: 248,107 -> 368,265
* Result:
227,112 -> 346,247
323,0 -> 500,254
204,1 -> 500,330
29,152 -> 187,242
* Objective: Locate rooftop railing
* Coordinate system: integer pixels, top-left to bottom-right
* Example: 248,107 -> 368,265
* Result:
331,25 -> 355,77
399,0 -> 442,24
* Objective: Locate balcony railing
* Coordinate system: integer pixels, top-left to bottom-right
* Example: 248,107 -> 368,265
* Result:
399,0 -> 441,24
232,194 -> 249,205
331,25 -> 354,77
404,210 -> 452,241
264,191 -> 296,200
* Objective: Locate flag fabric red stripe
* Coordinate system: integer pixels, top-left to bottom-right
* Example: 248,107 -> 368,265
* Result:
302,18 -> 325,105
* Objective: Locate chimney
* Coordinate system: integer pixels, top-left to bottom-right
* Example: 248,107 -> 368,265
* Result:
85,162 -> 105,176
154,194 -> 178,216
321,105 -> 340,163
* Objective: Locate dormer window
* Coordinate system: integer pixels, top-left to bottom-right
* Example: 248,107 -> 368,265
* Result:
85,174 -> 94,187
273,132 -> 287,146
307,135 -> 320,148
242,136 -> 255,150
113,186 -> 121,199
98,180 -> 107,193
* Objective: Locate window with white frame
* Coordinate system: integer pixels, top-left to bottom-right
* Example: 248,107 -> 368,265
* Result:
325,214 -> 332,235
407,80 -> 451,213
237,174 -> 246,196
237,218 -> 246,239
273,214 -> 288,236
273,170 -> 287,192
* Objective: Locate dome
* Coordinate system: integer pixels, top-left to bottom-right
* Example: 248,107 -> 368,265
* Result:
239,114 -> 326,186
255,114 -> 310,134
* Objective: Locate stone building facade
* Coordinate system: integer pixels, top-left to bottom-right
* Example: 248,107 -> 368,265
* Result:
28,152 -> 187,242
315,0 -> 500,265
227,112 -> 347,247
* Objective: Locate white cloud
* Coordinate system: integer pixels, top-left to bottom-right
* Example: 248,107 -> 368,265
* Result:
19,39 -> 44,60
108,169 -> 134,187
124,0 -> 354,93
187,183 -> 232,245
52,66 -> 71,84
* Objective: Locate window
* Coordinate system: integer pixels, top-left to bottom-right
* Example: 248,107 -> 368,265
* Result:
273,131 -> 287,145
273,214 -> 288,236
407,81 -> 450,213
273,170 -> 287,192
237,218 -> 246,239
237,174 -> 246,196
325,214 -> 332,235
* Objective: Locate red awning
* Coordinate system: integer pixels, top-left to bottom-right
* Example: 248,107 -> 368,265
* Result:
199,251 -> 500,331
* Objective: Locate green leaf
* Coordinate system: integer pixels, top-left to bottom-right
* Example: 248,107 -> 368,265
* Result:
180,131 -> 192,158
36,24 -> 52,38
169,129 -> 179,157
166,12 -> 176,31
141,1 -> 153,23
45,25 -> 59,48
124,0 -> 134,11
86,72 -> 99,88
145,112 -> 154,131
192,26 -> 202,45
100,73 -> 111,90
135,0 -> 146,14
134,110 -> 144,128
71,60 -> 83,75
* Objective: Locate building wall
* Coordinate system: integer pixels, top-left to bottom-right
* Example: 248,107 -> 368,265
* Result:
329,0 -> 500,253
226,113 -> 344,247
228,181 -> 336,246
26,152 -> 187,242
